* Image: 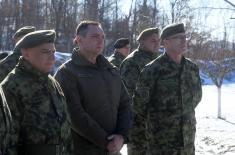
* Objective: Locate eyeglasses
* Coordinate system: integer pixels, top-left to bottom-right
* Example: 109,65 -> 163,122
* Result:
166,34 -> 190,40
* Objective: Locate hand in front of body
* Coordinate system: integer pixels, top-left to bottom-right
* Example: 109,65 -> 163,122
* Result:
107,134 -> 124,154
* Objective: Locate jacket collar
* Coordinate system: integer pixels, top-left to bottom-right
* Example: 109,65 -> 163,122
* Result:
137,48 -> 158,58
114,51 -> 126,60
162,52 -> 186,68
16,57 -> 49,81
72,48 -> 114,69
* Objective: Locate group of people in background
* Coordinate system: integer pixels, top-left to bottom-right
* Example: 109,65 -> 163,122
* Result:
0,19 -> 202,155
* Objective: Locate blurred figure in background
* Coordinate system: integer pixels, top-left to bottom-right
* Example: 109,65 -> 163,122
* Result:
108,38 -> 130,69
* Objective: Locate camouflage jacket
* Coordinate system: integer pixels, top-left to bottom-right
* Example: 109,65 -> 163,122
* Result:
108,51 -> 126,68
0,87 -> 12,155
1,58 -> 71,155
120,48 -> 158,97
132,52 -> 202,155
0,48 -> 21,82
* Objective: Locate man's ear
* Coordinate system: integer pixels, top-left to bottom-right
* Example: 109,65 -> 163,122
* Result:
21,48 -> 30,60
74,35 -> 82,45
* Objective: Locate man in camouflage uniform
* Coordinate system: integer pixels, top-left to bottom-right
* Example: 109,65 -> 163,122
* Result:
1,30 -> 71,155
120,27 -> 160,98
108,38 -> 130,68
132,23 -> 202,155
0,87 -> 12,155
120,27 -> 160,155
0,26 -> 36,82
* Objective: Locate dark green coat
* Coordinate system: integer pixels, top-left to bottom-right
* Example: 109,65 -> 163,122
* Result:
120,48 -> 158,97
108,51 -> 126,68
1,58 -> 71,155
54,48 -> 131,155
0,87 -> 12,155
132,52 -> 202,155
0,48 -> 21,82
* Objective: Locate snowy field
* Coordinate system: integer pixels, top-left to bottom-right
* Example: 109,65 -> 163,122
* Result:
120,84 -> 235,155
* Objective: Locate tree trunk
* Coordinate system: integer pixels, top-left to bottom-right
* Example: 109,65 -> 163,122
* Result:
217,86 -> 222,118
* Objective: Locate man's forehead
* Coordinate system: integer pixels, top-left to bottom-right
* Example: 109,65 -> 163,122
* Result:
87,25 -> 104,34
34,43 -> 55,50
145,33 -> 160,40
170,32 -> 186,37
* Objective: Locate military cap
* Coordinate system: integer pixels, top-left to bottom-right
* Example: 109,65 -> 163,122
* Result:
13,26 -> 36,39
114,38 -> 130,49
16,30 -> 56,49
160,23 -> 185,40
137,27 -> 159,41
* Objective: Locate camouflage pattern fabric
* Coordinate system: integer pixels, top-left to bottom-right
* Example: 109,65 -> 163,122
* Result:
0,48 -> 21,82
120,48 -> 158,155
120,48 -> 158,97
132,52 -> 202,155
0,87 -> 12,155
1,58 -> 72,155
108,51 -> 126,68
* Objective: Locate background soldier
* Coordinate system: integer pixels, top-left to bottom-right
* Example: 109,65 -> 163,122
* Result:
54,20 -> 131,155
120,27 -> 160,155
120,27 -> 160,98
0,26 -> 36,82
132,23 -> 202,155
1,30 -> 71,155
0,87 -> 12,155
108,38 -> 130,68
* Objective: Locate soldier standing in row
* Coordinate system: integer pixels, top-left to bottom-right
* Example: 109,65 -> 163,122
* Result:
54,20 -> 131,155
1,30 -> 71,155
132,23 -> 202,155
120,27 -> 160,98
108,38 -> 130,69
120,27 -> 160,155
0,87 -> 12,155
0,26 -> 36,82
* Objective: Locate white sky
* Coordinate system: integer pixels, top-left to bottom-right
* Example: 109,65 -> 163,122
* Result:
119,0 -> 235,41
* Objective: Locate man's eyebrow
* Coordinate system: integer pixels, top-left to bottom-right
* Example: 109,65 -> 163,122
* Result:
40,48 -> 55,52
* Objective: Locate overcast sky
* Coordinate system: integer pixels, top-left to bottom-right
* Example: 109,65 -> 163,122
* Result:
120,0 -> 235,41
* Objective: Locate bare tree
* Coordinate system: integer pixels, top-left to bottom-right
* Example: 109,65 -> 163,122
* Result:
190,28 -> 235,118
169,0 -> 190,23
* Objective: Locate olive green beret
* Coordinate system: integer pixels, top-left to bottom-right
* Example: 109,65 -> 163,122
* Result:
137,27 -> 159,41
160,23 -> 185,40
114,38 -> 130,49
13,26 -> 36,39
15,30 -> 56,49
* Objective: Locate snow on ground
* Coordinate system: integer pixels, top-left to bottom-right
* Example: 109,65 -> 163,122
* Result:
121,84 -> 235,155
195,84 -> 235,155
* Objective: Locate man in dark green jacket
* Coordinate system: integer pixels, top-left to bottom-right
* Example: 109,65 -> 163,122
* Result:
120,27 -> 160,98
55,20 -> 131,155
132,23 -> 202,155
120,27 -> 160,155
108,38 -> 130,68
1,30 -> 71,155
0,87 -> 12,155
0,26 -> 35,82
